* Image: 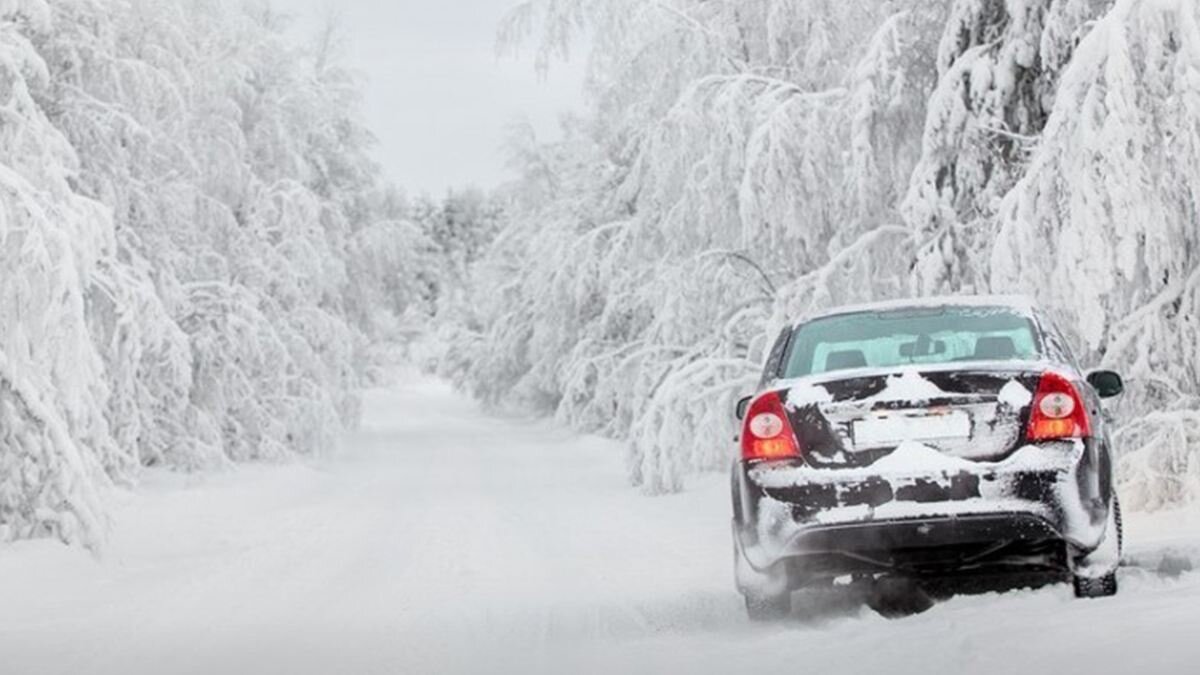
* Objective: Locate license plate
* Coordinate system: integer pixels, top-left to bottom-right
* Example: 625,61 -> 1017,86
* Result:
853,410 -> 971,447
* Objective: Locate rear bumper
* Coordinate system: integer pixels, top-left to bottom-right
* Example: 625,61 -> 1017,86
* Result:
732,441 -> 1112,588
774,512 -> 1063,555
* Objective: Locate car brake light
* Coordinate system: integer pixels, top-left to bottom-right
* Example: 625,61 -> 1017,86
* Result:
741,392 -> 801,461
1027,371 -> 1092,441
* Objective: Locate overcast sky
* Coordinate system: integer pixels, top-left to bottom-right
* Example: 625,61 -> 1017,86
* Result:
276,0 -> 586,196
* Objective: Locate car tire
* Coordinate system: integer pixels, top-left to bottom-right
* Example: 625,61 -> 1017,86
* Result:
865,577 -> 935,618
1073,498 -> 1123,599
744,593 -> 791,622
1073,572 -> 1118,598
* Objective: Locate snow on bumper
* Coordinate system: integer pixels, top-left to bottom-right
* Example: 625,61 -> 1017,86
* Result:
736,441 -> 1107,572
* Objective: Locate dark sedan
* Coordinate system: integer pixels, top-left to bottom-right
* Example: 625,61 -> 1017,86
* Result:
732,297 -> 1124,620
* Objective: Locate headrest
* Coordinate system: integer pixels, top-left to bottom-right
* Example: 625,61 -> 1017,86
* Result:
974,336 -> 1017,360
826,350 -> 867,371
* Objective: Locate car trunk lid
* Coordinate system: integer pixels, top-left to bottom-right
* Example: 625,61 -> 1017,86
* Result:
780,368 -> 1040,467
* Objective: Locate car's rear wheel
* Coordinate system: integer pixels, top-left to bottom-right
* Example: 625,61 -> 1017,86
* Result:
1072,497 -> 1123,599
744,592 -> 791,622
732,525 -> 792,621
1073,572 -> 1118,598
865,577 -> 935,618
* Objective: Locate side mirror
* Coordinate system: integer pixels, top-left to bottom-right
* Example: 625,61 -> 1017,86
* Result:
736,396 -> 753,421
1087,370 -> 1124,399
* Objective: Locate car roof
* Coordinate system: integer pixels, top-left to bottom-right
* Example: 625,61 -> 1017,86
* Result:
793,295 -> 1039,328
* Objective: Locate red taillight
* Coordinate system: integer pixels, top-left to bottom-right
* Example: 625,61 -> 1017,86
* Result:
1027,371 -> 1092,441
741,392 -> 801,462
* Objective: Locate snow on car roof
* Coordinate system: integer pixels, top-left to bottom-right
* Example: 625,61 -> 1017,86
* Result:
794,295 -> 1038,327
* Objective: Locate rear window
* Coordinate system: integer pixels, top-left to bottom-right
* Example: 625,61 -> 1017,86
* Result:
783,306 -> 1042,378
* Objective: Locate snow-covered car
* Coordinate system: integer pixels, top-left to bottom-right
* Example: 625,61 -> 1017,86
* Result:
731,297 -> 1125,620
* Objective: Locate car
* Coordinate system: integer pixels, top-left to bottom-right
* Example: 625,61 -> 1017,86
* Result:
731,296 -> 1125,620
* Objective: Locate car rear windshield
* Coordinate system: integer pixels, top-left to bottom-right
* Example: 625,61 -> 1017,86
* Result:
783,306 -> 1042,378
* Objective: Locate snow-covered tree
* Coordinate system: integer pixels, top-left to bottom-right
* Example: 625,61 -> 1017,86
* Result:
2,0 -> 423,547
38,0 -> 417,463
447,0 -> 1200,508
990,0 -> 1200,509
1,0 -> 111,546
904,0 -> 1113,294
444,0 -> 948,492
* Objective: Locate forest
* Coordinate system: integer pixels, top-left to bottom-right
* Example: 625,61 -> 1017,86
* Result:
441,0 -> 1200,508
2,0 -> 1199,552
0,0 -> 447,547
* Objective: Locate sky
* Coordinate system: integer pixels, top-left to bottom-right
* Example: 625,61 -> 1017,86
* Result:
276,0 -> 587,196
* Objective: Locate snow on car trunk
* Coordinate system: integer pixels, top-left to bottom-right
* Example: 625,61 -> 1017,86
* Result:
782,366 -> 1041,467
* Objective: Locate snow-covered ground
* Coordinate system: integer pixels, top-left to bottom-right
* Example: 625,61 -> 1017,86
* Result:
2,378 -> 1199,675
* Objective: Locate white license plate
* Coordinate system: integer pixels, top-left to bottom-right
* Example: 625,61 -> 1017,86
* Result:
853,411 -> 971,446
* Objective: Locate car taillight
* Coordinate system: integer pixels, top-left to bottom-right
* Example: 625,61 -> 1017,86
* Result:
1027,371 -> 1092,441
741,392 -> 801,462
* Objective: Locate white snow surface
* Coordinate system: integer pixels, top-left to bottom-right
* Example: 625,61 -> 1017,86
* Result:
1,378 -> 1199,675
785,381 -> 834,408
870,440 -> 976,472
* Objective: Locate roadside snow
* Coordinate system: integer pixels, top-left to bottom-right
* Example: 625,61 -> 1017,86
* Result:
0,378 -> 1198,675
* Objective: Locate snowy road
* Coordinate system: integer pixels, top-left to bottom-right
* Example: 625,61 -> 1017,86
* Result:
2,379 -> 1200,674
